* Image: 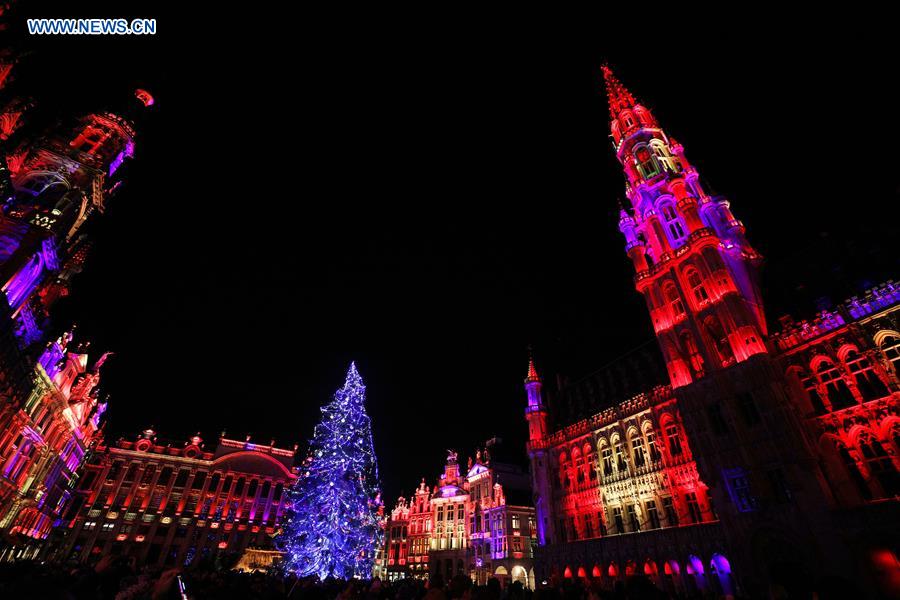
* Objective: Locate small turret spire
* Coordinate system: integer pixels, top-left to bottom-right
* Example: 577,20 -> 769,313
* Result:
525,349 -> 540,383
602,64 -> 636,119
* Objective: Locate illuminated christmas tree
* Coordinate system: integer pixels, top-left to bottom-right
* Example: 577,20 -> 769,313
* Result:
279,362 -> 383,579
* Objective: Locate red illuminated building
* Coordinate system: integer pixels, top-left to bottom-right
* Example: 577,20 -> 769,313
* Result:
376,441 -> 537,588
49,430 -> 297,567
0,53 -> 144,557
525,66 -> 900,597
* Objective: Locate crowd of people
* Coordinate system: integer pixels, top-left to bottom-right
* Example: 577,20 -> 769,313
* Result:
0,558 -> 864,599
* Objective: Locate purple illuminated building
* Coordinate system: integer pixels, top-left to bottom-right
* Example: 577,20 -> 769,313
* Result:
376,440 -> 537,589
0,52 -> 149,557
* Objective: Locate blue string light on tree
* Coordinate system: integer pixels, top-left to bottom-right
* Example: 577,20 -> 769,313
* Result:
278,362 -> 383,579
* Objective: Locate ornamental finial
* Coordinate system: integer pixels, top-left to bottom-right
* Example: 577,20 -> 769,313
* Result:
601,63 -> 636,119
526,348 -> 540,383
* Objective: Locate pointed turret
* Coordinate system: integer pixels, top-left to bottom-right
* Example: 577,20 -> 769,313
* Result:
524,353 -> 546,428
602,64 -> 636,119
525,354 -> 540,384
523,350 -> 552,545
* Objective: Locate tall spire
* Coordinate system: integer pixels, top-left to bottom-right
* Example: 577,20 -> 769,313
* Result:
525,351 -> 540,383
601,64 -> 636,119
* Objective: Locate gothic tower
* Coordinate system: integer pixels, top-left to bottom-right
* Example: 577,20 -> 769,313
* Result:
606,64 -> 767,389
607,65 -> 846,591
524,356 -> 553,545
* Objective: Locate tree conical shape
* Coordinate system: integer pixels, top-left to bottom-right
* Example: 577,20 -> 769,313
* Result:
278,362 -> 383,579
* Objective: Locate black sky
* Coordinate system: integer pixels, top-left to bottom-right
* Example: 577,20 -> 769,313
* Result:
5,7 -> 899,503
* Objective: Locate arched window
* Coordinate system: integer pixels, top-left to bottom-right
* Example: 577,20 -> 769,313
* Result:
686,269 -> 709,304
651,140 -> 682,173
858,433 -> 900,496
644,427 -> 661,462
816,360 -> 856,409
635,107 -> 653,126
664,283 -> 685,319
838,443 -> 871,500
679,330 -> 705,377
601,444 -> 614,477
630,431 -> 646,467
572,447 -> 584,484
703,315 -> 735,366
844,349 -> 889,401
613,437 -> 627,472
584,443 -> 597,481
660,202 -> 687,246
878,335 -> 900,372
798,368 -> 827,414
665,422 -> 683,456
16,171 -> 69,198
634,146 -> 658,179
556,452 -> 568,489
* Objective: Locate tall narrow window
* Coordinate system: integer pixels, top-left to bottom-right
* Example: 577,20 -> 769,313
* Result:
635,146 -> 658,179
651,140 -> 682,172
680,331 -> 705,377
666,424 -> 683,456
631,435 -> 646,467
859,434 -> 900,496
663,496 -> 678,526
703,315 -> 735,365
685,493 -> 702,523
646,501 -> 661,529
645,429 -> 660,462
612,508 -> 624,534
845,350 -> 889,401
801,371 -> 827,414
614,442 -> 626,472
816,360 -> 856,409
602,448 -> 614,476
839,444 -> 871,500
726,470 -> 758,512
627,504 -> 641,532
665,284 -> 685,318
686,269 -> 708,304
661,204 -> 687,245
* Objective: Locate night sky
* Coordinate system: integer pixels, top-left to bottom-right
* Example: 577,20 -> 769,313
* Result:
5,8 -> 899,503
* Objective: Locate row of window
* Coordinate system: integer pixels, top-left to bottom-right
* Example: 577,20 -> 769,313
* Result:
833,428 -> 900,500
555,422 -> 685,487
391,513 -> 535,540
93,464 -> 285,503
557,491 -> 706,542
800,346 -> 893,413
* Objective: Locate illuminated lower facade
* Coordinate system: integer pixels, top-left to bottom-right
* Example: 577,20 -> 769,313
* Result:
0,54 -> 147,555
46,431 -> 297,567
524,66 -> 900,598
525,362 -> 733,595
0,332 -> 105,557
377,444 -> 537,589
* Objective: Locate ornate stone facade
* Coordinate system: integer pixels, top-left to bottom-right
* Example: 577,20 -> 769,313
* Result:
377,442 -> 537,589
525,66 -> 900,598
50,431 -> 297,567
